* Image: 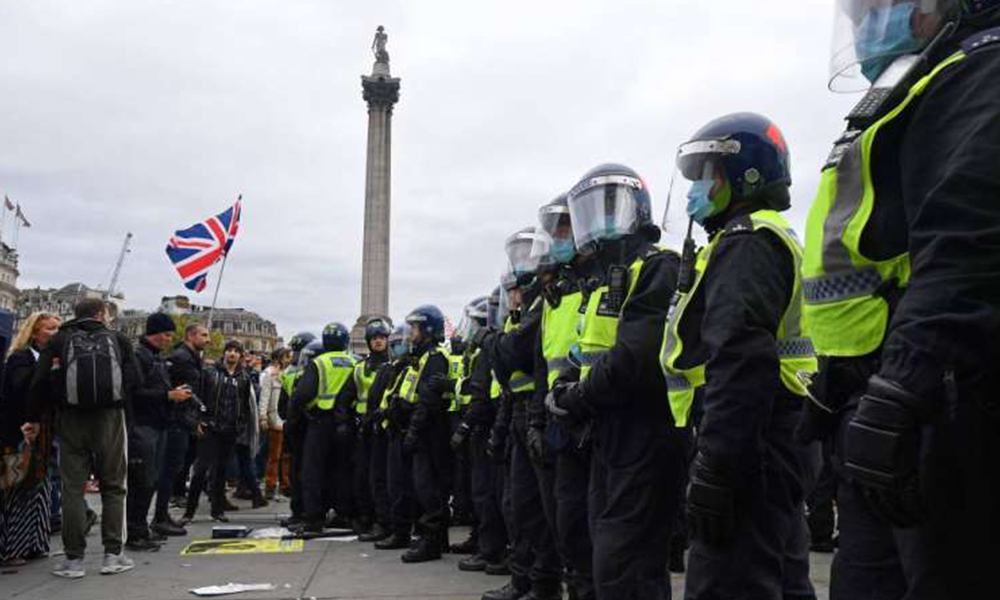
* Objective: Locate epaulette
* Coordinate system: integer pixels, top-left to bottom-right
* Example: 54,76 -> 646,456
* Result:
722,215 -> 755,236
962,26 -> 1000,54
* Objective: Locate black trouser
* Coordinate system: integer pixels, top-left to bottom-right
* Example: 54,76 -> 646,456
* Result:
807,438 -> 837,545
509,413 -> 561,592
300,415 -> 336,523
187,429 -> 237,514
470,428 -> 507,560
830,404 -> 935,600
173,432 -> 198,498
330,421 -> 356,520
411,414 -> 451,539
450,412 -> 474,519
589,416 -> 687,600
387,428 -> 417,536
353,424 -> 374,523
555,429 -> 594,600
684,409 -> 816,600
155,424 -> 190,521
284,420 -> 306,518
368,428 -> 390,527
126,425 -> 165,541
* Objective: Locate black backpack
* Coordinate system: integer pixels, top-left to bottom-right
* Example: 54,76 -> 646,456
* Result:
63,328 -> 124,408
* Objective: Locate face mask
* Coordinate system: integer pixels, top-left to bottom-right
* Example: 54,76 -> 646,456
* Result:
856,2 -> 921,83
551,238 -> 576,263
686,180 -> 718,225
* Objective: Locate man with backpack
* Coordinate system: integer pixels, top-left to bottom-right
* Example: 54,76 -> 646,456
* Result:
23,298 -> 140,578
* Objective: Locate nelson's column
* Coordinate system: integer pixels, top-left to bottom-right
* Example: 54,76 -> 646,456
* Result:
351,25 -> 400,353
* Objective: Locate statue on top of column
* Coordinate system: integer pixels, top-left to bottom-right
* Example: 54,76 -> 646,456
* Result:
372,26 -> 389,64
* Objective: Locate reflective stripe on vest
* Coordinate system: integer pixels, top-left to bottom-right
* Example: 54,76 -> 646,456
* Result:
353,361 -> 379,414
454,350 -> 475,407
577,251 -> 662,382
399,348 -> 446,405
661,210 -> 818,427
541,290 -> 582,388
308,352 -> 356,411
802,51 -> 966,357
281,366 -> 302,397
501,316 -> 535,394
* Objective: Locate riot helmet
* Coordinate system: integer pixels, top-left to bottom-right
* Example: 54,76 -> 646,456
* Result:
321,322 -> 350,352
567,163 -> 658,255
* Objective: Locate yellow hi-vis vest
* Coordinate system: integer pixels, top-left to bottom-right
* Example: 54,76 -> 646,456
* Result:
577,247 -> 675,381
281,366 -> 303,397
377,363 -> 408,430
660,210 -> 818,427
541,290 -> 583,388
307,351 -> 356,411
802,51 -> 967,357
453,351 -> 474,408
492,313 -> 538,395
398,347 -> 448,405
448,352 -> 464,412
352,359 -> 380,415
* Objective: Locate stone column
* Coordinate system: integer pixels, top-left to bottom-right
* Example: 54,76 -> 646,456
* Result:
350,59 -> 400,354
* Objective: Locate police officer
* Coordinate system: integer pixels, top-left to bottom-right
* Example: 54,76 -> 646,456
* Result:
454,292 -> 511,574
376,324 -> 422,551
358,324 -> 408,543
347,317 -> 392,535
483,228 -> 562,600
547,163 -> 685,600
290,324 -> 358,533
661,114 -> 818,600
530,194 -> 595,600
801,3 -> 1000,597
277,332 -> 315,528
447,334 -> 477,545
396,305 -> 453,563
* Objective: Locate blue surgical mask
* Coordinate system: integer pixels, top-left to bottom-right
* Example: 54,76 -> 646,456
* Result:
855,2 -> 921,83
551,239 -> 576,263
686,180 -> 717,225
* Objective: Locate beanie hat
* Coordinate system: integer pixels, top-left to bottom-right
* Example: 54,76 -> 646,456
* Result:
146,312 -> 175,336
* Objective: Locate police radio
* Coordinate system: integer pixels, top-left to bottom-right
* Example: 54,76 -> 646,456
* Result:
605,265 -> 628,313
845,21 -> 957,131
676,218 -> 697,295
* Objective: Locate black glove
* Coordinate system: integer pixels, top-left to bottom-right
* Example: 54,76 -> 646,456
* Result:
451,422 -> 470,452
547,382 -> 593,421
843,375 -> 926,527
526,425 -> 546,465
403,430 -> 419,456
427,373 -> 453,395
687,452 -> 737,546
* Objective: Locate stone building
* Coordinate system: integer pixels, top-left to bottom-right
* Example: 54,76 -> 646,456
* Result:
17,282 -> 124,323
116,295 -> 281,354
0,243 -> 19,312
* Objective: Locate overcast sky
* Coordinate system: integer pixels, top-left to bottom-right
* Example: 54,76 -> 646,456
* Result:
0,0 -> 857,341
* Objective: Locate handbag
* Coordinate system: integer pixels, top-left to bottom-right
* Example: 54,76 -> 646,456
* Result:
0,443 -> 33,490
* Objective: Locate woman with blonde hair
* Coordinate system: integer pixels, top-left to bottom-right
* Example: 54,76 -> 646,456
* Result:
0,312 -> 61,565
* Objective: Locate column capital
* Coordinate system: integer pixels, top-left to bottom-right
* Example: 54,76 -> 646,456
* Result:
362,74 -> 401,109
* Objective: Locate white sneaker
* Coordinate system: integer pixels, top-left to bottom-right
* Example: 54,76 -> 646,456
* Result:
100,552 -> 134,575
52,557 -> 86,578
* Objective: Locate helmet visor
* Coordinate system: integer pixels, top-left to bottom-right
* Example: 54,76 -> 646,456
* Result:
829,0 -> 952,92
505,230 -> 544,276
534,203 -> 575,264
568,175 -> 643,251
663,155 -> 730,229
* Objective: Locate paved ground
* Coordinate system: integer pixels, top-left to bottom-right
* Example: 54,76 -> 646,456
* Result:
1,493 -> 832,600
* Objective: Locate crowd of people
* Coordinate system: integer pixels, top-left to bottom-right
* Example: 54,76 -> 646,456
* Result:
2,2 -> 1000,599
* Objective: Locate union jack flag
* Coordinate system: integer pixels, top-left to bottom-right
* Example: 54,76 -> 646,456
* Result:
166,197 -> 242,292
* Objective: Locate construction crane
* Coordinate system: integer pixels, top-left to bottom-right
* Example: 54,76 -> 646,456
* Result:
104,232 -> 133,300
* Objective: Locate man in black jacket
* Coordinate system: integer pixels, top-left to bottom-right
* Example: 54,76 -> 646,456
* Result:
125,313 -> 192,551
25,298 -> 140,578
154,323 -> 210,536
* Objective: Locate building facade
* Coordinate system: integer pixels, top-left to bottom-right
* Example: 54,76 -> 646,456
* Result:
17,282 -> 124,324
0,243 -> 19,313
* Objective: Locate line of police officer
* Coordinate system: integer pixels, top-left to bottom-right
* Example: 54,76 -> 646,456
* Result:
276,3 -> 999,597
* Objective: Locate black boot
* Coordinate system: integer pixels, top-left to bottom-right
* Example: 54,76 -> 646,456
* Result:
485,557 -> 512,576
151,516 -> 187,537
449,531 -> 478,554
458,554 -> 493,572
374,532 -> 411,550
358,522 -> 390,542
401,534 -> 442,563
482,581 -> 530,600
251,489 -> 269,509
518,582 -> 563,600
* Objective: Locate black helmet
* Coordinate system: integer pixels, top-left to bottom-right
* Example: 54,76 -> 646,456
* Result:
505,226 -> 546,288
321,322 -> 350,352
568,163 -> 658,255
299,339 -> 324,366
289,332 -> 316,353
675,112 -> 791,220
406,305 -> 446,344
364,317 -> 392,344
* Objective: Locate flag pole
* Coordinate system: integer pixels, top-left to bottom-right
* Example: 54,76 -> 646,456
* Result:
206,252 -> 229,332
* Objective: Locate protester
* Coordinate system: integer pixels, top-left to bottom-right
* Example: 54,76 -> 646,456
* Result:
260,347 -> 292,500
24,298 -> 139,578
0,312 -> 60,566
